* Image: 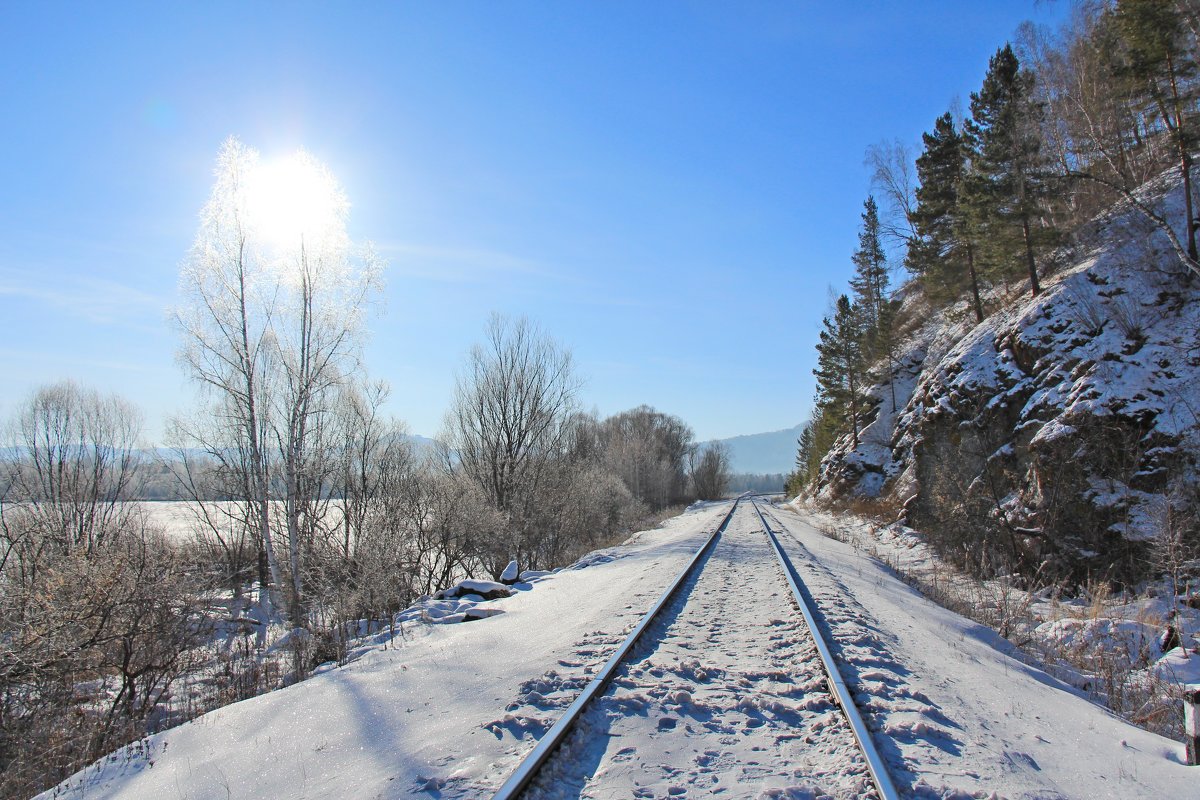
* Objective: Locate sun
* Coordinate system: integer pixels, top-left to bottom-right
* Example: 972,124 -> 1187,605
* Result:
243,151 -> 347,254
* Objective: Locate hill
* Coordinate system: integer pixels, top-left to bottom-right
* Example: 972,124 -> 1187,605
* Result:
811,178 -> 1200,586
710,424 -> 802,474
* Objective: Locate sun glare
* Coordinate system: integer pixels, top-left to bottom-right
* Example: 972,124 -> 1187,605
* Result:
244,152 -> 345,253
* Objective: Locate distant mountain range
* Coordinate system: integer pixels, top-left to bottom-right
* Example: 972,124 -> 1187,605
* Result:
708,424 -> 801,475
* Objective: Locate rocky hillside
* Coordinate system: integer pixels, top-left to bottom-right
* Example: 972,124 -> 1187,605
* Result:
813,182 -> 1200,586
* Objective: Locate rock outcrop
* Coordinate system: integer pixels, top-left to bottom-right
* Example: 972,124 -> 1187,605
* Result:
813,186 -> 1200,585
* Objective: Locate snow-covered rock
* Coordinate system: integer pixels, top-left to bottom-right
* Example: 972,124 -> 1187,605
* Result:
814,178 -> 1200,584
435,579 -> 514,601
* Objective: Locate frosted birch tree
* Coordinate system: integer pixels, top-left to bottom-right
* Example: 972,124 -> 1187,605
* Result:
174,137 -> 382,627
174,138 -> 282,622
262,151 -> 382,625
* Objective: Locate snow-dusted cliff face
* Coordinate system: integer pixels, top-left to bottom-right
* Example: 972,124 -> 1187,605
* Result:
816,186 -> 1200,585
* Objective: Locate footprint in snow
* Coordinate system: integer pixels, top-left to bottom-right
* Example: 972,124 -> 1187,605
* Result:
612,746 -> 638,763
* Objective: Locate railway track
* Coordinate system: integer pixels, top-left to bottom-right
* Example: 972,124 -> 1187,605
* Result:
491,497 -> 899,800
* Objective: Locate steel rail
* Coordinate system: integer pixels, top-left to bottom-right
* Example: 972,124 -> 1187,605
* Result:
750,498 -> 901,800
490,499 -> 740,800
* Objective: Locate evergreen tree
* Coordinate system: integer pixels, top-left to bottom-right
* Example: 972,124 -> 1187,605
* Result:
850,195 -> 890,347
1112,0 -> 1200,262
790,404 -> 840,492
795,421 -> 815,476
963,44 -> 1054,297
907,112 -> 986,322
814,295 -> 868,449
849,196 -> 903,413
874,292 -> 902,412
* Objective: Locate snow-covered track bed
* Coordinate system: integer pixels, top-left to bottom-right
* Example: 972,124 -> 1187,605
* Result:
760,504 -> 980,797
750,499 -> 900,800
495,500 -> 891,800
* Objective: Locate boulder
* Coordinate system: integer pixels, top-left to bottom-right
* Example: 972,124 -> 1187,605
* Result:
435,579 -> 514,601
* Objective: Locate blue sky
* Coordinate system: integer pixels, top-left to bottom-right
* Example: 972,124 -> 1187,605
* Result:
0,1 -> 1067,442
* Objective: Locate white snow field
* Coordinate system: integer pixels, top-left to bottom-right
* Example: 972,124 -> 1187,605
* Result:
43,502 -> 1194,800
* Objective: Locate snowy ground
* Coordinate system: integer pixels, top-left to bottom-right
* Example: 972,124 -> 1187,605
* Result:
794,500 -> 1200,733
126,501 -> 346,542
42,503 -> 732,800
43,501 -> 1196,800
767,504 -> 1194,799
522,503 -> 873,799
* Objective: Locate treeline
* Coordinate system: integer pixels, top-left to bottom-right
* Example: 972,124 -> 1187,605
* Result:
0,140 -> 731,799
726,473 -> 787,494
789,0 -> 1200,497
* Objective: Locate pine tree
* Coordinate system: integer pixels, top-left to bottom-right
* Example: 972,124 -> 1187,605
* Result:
848,195 -> 903,412
795,421 -> 815,476
907,112 -> 986,322
874,292 -> 901,412
850,196 -> 889,336
791,404 -> 840,491
814,295 -> 868,449
963,44 -> 1054,298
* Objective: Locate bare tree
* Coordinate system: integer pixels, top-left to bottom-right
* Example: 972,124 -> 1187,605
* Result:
405,468 -> 505,592
1018,7 -> 1200,278
174,137 -> 282,620
266,152 -> 382,626
163,416 -> 258,602
595,406 -> 694,510
1151,484 -> 1200,638
332,380 -> 409,565
173,138 -> 382,627
445,315 -> 580,511
0,385 -> 208,799
3,381 -> 142,555
443,314 -> 581,571
865,138 -> 918,252
528,463 -> 642,567
690,442 -> 731,501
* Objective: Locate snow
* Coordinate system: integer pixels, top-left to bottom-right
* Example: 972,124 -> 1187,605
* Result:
436,579 -> 514,600
519,504 -> 873,799
765,504 -> 1193,799
42,503 -> 733,800
1033,616 -> 1163,666
794,500 -> 1200,730
42,501 -> 1195,800
1152,648 -> 1200,686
